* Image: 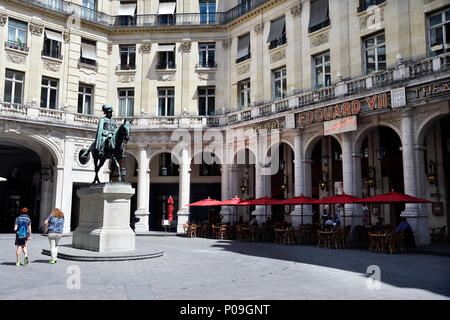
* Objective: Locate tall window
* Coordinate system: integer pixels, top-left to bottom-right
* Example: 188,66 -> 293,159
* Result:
78,84 -> 93,114
41,77 -> 58,109
273,68 -> 287,100
240,0 -> 251,15
198,43 -> 216,68
80,38 -> 97,66
428,8 -> 450,57
236,33 -> 251,63
238,79 -> 251,110
200,0 -> 216,24
4,69 -> 25,104
118,89 -> 134,117
158,88 -> 174,116
267,16 -> 286,50
157,44 -> 176,69
117,1 -> 137,26
363,33 -> 386,74
43,29 -> 62,59
198,87 -> 215,116
82,0 -> 97,20
313,51 -> 331,89
158,0 -> 176,25
120,45 -> 136,70
308,0 -> 330,33
46,0 -> 62,11
159,153 -> 179,176
8,19 -> 27,48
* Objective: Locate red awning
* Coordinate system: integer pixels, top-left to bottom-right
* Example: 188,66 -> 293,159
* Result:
356,191 -> 432,204
316,193 -> 363,204
187,197 -> 222,207
240,196 -> 285,206
218,196 -> 246,206
280,194 -> 318,205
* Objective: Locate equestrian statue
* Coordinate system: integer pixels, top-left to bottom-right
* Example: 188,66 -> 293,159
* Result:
80,104 -> 131,183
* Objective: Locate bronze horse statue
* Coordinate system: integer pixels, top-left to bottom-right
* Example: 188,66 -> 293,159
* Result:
80,119 -> 131,184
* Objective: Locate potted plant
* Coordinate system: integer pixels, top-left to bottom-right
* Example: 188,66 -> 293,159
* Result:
124,63 -> 130,70
16,38 -> 24,51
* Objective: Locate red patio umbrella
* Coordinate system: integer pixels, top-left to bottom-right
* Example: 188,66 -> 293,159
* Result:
355,191 -> 432,229
279,194 -> 318,225
240,196 -> 285,222
316,193 -> 363,228
218,196 -> 246,223
187,197 -> 221,224
167,196 -> 174,223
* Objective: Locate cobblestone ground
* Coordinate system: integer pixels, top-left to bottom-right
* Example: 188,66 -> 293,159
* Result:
0,234 -> 449,300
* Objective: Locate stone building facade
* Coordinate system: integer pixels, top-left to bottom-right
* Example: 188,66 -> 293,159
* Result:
0,0 -> 449,245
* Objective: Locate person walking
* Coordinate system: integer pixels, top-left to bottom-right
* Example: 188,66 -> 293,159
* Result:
44,208 -> 65,264
14,208 -> 31,266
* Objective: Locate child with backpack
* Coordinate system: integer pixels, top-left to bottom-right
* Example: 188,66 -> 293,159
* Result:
14,208 -> 32,266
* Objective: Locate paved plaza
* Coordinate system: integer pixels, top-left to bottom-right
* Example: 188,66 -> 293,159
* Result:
0,233 -> 449,300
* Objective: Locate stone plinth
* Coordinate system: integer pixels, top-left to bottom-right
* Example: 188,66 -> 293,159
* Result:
73,183 -> 136,253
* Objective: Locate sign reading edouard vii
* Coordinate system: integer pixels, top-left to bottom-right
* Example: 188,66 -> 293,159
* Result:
298,93 -> 389,127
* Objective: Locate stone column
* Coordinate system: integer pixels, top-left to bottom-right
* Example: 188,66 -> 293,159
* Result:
251,161 -> 266,226
134,146 -> 150,232
342,132 -> 360,228
176,147 -> 191,234
291,132 -> 305,227
39,163 -> 54,230
401,112 -> 429,245
303,158 -> 313,220
219,163 -> 232,223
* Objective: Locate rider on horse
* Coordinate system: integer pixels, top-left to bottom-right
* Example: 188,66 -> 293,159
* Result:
96,104 -> 118,158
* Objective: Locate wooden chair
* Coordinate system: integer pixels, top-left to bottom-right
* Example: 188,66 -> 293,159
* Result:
384,233 -> 395,254
187,224 -> 197,238
395,232 -> 406,254
274,228 -> 285,244
317,230 -> 331,248
284,227 -> 295,245
183,223 -> 189,237
218,225 -> 228,239
249,226 -> 260,242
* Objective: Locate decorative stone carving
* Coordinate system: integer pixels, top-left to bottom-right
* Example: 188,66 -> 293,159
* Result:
158,73 -> 175,81
140,42 -> 152,54
310,31 -> 329,47
0,12 -> 7,26
254,22 -> 264,34
29,22 -> 44,36
63,31 -> 70,42
79,68 -> 96,84
270,49 -> 286,64
7,53 -> 27,65
107,42 -> 113,55
359,7 -> 384,30
237,63 -> 250,75
117,74 -> 135,83
290,3 -> 302,17
180,40 -> 192,52
222,38 -> 231,49
43,61 -> 60,72
197,72 -> 216,81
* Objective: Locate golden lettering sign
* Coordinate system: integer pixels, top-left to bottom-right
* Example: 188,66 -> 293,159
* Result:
252,120 -> 282,132
412,81 -> 450,98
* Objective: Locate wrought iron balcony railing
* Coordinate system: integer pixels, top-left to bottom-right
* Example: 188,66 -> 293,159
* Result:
5,40 -> 29,52
42,49 -> 62,60
156,62 -> 176,70
196,61 -> 218,69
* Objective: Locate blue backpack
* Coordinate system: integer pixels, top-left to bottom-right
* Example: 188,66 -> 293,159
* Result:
17,216 -> 30,239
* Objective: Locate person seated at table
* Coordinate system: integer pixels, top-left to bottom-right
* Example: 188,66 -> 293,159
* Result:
375,217 -> 384,233
321,209 -> 329,229
249,215 -> 258,227
396,217 -> 416,247
325,217 -> 335,229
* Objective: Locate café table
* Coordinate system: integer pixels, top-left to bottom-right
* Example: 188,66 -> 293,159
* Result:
368,233 -> 388,253
317,230 -> 333,248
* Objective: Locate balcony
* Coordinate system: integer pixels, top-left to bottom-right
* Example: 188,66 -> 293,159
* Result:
156,62 -> 176,70
236,53 -> 251,64
42,49 -> 62,60
268,36 -> 287,50
5,40 -> 29,53
116,64 -> 136,71
196,61 -> 217,69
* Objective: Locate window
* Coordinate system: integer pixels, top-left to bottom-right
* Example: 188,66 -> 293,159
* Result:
117,1 -> 137,26
273,68 -> 287,100
313,51 -> 331,89
308,0 -> 330,33
43,29 -> 62,59
120,45 -> 136,70
78,84 -> 93,114
267,16 -> 286,50
363,33 -> 386,74
159,153 -> 179,176
4,69 -> 24,104
428,8 -> 450,57
236,33 -> 251,63
238,79 -> 251,110
200,0 -> 216,24
198,87 -> 215,116
198,43 -> 216,68
82,0 -> 97,20
240,0 -> 251,15
358,0 -> 385,12
7,19 -> 27,49
41,77 -> 58,109
118,89 -> 134,117
157,44 -> 176,69
46,0 -> 63,11
158,88 -> 174,116
158,0 -> 176,25
80,38 -> 97,66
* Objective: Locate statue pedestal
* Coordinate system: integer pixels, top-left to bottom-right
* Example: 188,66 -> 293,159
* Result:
73,183 -> 135,253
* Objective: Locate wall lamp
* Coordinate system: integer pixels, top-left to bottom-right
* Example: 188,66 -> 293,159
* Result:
320,171 -> 328,191
428,160 -> 436,186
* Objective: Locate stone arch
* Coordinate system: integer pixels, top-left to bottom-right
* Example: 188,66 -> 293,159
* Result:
416,107 -> 450,146
232,145 -> 257,165
353,121 -> 403,154
148,148 -> 181,169
304,132 -> 342,160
